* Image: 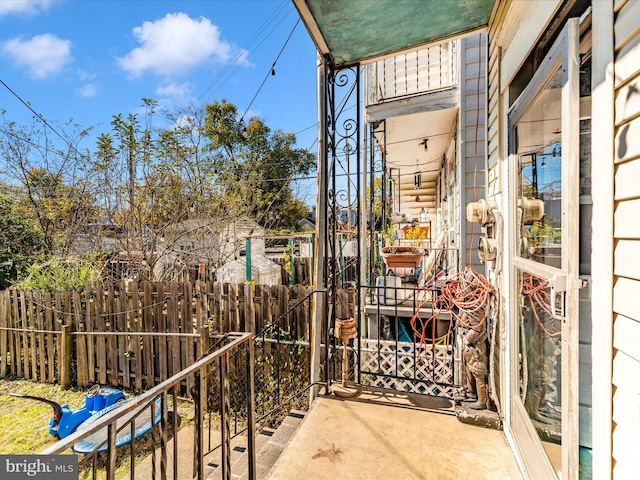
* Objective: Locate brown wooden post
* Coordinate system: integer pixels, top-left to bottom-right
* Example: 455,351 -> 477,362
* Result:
60,324 -> 71,389
142,281 -> 154,388
198,324 -> 209,359
43,291 -> 54,383
244,283 -> 255,334
11,290 -> 22,377
131,282 -> 143,391
73,290 -> 88,387
0,290 -> 7,378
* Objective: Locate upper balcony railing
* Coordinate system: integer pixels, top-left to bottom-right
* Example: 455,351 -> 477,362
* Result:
367,40 -> 459,105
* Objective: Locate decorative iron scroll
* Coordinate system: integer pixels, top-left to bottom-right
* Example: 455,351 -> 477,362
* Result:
322,59 -> 361,386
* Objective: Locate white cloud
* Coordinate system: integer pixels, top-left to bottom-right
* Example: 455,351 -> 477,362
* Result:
77,84 -> 97,98
2,34 -> 72,79
117,12 -> 245,78
155,81 -> 192,101
0,0 -> 52,18
77,69 -> 97,82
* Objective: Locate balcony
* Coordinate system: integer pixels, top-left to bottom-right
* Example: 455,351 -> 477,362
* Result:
367,41 -> 459,106
269,387 -> 522,479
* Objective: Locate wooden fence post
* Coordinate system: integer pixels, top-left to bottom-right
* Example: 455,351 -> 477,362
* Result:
0,290 -> 7,378
199,324 -> 210,358
60,324 -> 71,389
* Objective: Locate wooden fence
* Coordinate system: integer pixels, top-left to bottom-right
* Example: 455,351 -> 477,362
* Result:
0,282 -> 341,392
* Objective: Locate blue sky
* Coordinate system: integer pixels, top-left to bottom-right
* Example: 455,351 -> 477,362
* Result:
0,0 -> 319,204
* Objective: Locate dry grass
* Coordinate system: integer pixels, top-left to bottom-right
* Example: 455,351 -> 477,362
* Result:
0,379 -> 199,479
0,379 -> 88,454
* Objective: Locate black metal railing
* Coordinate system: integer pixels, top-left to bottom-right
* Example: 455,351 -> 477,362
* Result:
327,241 -> 464,398
41,332 -> 255,480
199,289 -> 321,468
356,282 -> 459,397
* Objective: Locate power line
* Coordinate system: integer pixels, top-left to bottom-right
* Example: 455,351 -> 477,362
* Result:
0,79 -> 89,162
240,18 -> 300,123
196,1 -> 292,104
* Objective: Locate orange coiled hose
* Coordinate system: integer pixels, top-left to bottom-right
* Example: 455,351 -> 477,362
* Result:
409,267 -> 495,380
521,273 -> 560,337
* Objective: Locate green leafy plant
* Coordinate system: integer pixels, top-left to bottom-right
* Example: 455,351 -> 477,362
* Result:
381,226 -> 398,252
525,221 -> 559,247
18,257 -> 102,291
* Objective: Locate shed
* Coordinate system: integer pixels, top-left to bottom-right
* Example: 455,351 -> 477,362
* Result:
215,254 -> 282,286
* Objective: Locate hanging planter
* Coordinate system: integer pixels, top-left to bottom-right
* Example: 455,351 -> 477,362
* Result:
380,246 -> 425,268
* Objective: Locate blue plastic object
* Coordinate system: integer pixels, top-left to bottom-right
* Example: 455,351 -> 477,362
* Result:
72,397 -> 162,454
52,386 -> 126,438
11,384 -> 126,439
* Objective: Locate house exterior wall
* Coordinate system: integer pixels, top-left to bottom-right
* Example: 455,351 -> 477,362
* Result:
486,0 -> 640,478
487,0 -> 564,425
459,33 -> 487,271
610,0 -> 640,478
487,1 -> 598,478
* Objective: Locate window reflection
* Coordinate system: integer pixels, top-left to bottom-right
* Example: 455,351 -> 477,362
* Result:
516,66 -> 563,267
518,271 -> 562,464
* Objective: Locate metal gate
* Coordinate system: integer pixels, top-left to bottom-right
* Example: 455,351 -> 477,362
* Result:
319,59 -> 459,398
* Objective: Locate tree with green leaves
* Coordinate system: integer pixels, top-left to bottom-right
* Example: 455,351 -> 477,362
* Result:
0,193 -> 44,289
0,112 -> 95,256
202,99 -> 315,230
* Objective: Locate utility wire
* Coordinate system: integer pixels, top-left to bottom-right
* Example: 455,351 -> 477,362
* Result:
240,18 -> 300,123
0,79 -> 89,162
196,1 -> 292,104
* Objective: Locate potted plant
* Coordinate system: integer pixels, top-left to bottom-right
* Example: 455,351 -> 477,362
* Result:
380,224 -> 425,269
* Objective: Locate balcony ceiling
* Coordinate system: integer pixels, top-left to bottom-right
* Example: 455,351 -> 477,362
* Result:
292,0 -> 496,68
376,107 -> 458,213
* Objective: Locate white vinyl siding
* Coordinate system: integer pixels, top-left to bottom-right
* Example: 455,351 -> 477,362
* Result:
459,33 -> 487,271
612,0 -> 640,475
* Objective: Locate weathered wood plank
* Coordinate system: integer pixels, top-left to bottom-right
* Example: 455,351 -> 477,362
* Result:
11,290 -> 22,377
73,290 -> 88,387
254,285 -> 264,333
142,281 -> 154,388
19,291 -> 31,379
106,284 -> 117,385
214,282 -> 224,333
237,284 -> 246,332
27,291 -> 38,380
155,282 -> 167,383
85,283 -> 96,385
95,285 -> 107,385
282,285 -> 290,334
4,291 -> 14,377
228,284 -> 238,332
54,291 -> 65,383
44,291 -> 55,383
131,283 -> 143,391
0,291 -> 8,377
168,282 -> 179,378
117,281 -> 129,389
31,292 -> 46,382
270,285 -> 281,332
244,284 -> 254,334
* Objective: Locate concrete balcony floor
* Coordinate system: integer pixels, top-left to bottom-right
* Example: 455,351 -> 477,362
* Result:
267,386 -> 523,480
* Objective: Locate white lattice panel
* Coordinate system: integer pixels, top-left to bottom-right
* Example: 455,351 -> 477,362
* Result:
359,339 -> 457,397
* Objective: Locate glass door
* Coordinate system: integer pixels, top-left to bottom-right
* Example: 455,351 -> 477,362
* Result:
508,19 -> 580,479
